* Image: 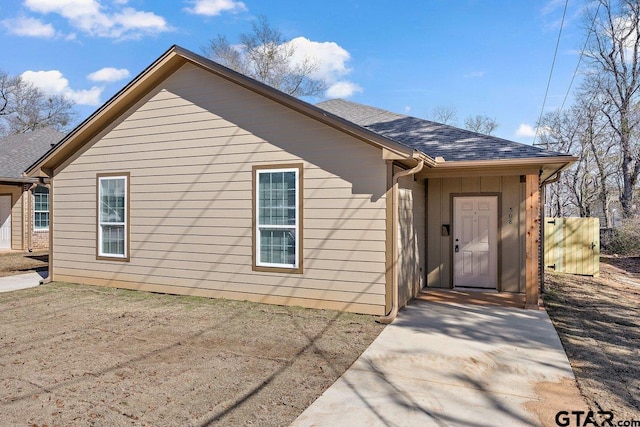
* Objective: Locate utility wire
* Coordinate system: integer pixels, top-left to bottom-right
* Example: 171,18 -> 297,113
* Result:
559,1 -> 602,112
533,0 -> 569,148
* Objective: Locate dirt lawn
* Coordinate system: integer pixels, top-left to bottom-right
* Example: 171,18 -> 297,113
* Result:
544,256 -> 640,422
0,250 -> 48,277
0,282 -> 384,426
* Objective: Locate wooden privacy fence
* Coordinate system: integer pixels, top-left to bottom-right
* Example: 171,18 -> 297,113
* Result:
544,217 -> 600,276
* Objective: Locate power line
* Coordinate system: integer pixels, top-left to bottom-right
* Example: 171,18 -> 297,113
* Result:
533,0 -> 569,148
559,1 -> 602,112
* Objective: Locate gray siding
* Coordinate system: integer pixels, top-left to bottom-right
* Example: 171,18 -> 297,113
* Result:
52,63 -> 388,315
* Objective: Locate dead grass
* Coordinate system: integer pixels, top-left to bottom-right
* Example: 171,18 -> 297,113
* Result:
543,257 -> 640,422
0,250 -> 48,277
0,282 -> 384,426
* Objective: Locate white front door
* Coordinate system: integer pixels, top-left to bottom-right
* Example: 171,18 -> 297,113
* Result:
0,195 -> 11,250
453,196 -> 498,289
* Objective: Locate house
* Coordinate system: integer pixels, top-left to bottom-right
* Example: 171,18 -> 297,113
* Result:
26,45 -> 576,318
0,128 -> 62,251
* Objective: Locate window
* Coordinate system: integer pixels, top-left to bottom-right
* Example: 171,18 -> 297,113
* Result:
253,164 -> 303,272
97,174 -> 129,260
33,186 -> 49,230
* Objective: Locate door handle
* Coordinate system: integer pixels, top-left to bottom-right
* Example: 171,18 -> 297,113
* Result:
455,245 -> 459,253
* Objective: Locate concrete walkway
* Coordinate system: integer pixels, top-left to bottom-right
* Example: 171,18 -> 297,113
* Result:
0,270 -> 48,293
293,300 -> 584,427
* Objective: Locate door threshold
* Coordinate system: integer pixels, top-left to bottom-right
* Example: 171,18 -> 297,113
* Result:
453,287 -> 498,293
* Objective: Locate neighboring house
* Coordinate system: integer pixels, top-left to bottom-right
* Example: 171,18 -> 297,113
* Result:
26,46 -> 576,317
0,128 -> 62,251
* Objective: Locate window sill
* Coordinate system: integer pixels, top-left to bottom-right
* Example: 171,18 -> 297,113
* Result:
96,255 -> 130,262
253,265 -> 303,274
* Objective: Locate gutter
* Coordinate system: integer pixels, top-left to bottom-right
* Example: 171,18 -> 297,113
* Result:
429,156 -> 578,170
26,183 -> 37,252
0,177 -> 38,184
378,159 -> 425,324
540,168 -> 564,185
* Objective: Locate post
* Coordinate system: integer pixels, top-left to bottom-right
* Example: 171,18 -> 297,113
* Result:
525,174 -> 540,309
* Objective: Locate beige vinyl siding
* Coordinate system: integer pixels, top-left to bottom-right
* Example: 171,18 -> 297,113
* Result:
397,173 -> 426,307
426,175 -> 525,292
0,185 -> 24,250
52,62 -> 388,315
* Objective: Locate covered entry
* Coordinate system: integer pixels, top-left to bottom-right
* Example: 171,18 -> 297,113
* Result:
453,196 -> 498,289
424,174 -> 539,300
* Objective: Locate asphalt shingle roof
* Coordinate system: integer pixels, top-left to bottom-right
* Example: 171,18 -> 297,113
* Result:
0,128 -> 64,179
316,99 -> 567,162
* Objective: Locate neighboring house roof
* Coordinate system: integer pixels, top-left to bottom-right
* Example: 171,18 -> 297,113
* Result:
316,99 -> 567,162
0,128 -> 64,182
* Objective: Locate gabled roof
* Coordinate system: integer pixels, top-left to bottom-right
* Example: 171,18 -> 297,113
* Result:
27,45 -> 430,177
0,128 -> 64,182
26,45 -> 575,180
316,99 -> 568,162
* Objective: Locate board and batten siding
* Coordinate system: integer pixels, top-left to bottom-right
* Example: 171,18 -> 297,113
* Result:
397,173 -> 426,306
52,63 -> 389,315
426,176 -> 526,292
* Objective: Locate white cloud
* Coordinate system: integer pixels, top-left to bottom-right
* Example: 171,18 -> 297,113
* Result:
515,123 -> 537,138
87,67 -> 130,82
404,106 -> 412,113
326,81 -> 363,98
69,86 -> 103,105
186,0 -> 247,16
288,37 -> 351,81
2,16 -> 55,37
114,8 -> 168,34
21,70 -> 103,106
286,37 -> 362,98
23,0 -> 170,39
541,0 -> 565,16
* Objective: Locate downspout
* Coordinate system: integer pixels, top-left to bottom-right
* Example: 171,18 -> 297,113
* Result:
378,159 -> 425,324
538,169 -> 563,294
38,178 -> 52,284
27,183 -> 37,252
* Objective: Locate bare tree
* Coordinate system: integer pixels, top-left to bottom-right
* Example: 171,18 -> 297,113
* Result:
538,108 -> 586,217
584,0 -> 640,218
202,16 -> 326,98
463,114 -> 499,135
538,78 -> 619,226
0,70 -> 74,136
430,105 -> 457,125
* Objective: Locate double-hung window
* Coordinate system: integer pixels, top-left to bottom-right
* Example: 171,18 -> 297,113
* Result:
253,164 -> 303,273
97,173 -> 129,260
33,186 -> 49,231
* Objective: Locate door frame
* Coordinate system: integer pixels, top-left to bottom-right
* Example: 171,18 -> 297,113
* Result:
0,193 -> 13,250
449,193 -> 502,290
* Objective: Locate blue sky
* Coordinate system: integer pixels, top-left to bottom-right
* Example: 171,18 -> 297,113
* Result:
0,0 -> 587,143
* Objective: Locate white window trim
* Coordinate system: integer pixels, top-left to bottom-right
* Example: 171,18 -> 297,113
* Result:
33,188 -> 49,232
255,167 -> 299,269
98,175 -> 128,259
